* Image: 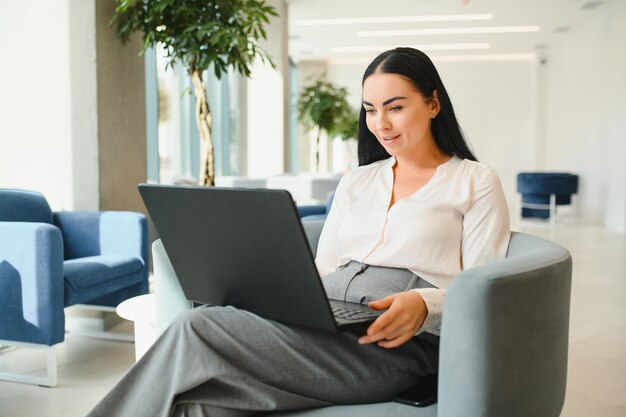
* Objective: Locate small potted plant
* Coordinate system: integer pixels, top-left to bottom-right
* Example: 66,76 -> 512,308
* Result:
298,78 -> 357,172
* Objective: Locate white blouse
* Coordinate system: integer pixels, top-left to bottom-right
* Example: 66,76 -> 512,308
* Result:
315,155 -> 511,335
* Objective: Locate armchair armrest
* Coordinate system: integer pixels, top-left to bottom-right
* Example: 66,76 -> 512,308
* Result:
0,222 -> 65,345
54,211 -> 148,266
438,232 -> 571,417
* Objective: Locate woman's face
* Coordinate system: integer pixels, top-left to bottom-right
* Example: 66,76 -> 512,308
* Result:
362,72 -> 439,159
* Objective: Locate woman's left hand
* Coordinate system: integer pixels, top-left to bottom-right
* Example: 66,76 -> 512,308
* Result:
358,291 -> 428,348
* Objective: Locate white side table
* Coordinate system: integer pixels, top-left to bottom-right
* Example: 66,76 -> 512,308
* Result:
116,294 -> 157,362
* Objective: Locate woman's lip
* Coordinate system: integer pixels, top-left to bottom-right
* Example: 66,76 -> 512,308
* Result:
383,134 -> 400,141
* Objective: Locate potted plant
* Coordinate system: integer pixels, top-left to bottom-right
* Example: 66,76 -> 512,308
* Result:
111,0 -> 278,186
297,78 -> 357,172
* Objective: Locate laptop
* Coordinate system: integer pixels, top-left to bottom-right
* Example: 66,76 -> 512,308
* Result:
138,184 -> 384,333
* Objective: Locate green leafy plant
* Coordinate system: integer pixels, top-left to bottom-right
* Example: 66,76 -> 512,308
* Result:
298,78 -> 358,171
111,0 -> 278,185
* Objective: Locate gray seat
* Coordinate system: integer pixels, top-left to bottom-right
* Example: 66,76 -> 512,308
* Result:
152,220 -> 572,417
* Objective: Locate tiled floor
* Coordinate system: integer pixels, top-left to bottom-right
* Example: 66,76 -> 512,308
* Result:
1,224 -> 625,417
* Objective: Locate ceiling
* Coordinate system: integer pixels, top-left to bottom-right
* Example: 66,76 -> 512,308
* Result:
286,0 -> 607,62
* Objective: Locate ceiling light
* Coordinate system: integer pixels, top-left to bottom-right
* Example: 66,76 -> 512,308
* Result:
430,53 -> 535,62
295,14 -> 493,26
326,53 -> 535,65
331,43 -> 491,53
358,26 -> 541,37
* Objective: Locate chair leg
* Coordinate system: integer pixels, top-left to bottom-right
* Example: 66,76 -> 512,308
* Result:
0,340 -> 57,387
550,193 -> 557,226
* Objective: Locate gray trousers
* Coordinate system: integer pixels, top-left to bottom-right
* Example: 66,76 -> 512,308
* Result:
87,262 -> 439,417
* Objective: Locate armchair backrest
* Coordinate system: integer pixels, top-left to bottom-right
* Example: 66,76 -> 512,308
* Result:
0,189 -> 53,224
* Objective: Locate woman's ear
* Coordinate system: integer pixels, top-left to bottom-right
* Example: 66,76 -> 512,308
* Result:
431,90 -> 441,118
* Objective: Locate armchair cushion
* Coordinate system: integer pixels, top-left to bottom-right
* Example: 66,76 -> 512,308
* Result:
64,255 -> 145,306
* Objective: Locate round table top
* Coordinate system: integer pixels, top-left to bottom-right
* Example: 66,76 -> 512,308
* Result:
116,293 -> 156,323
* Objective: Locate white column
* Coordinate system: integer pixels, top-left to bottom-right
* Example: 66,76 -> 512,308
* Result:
69,0 -> 99,210
246,0 -> 288,178
605,0 -> 626,232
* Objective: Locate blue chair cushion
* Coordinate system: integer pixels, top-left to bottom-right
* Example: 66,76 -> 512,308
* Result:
0,189 -> 53,224
64,255 -> 145,306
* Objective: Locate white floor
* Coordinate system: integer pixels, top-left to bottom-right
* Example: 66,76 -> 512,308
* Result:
1,224 -> 625,417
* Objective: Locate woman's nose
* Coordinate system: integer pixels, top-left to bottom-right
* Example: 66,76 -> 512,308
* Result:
376,114 -> 391,132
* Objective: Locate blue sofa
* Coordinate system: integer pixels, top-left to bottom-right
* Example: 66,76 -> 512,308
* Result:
152,220 -> 572,417
0,189 -> 148,386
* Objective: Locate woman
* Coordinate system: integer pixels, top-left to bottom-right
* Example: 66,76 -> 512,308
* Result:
88,47 -> 510,417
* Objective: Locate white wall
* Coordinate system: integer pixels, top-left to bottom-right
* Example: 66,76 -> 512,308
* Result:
0,1 -> 76,210
542,1 -> 626,230
0,1 -> 99,211
606,0 -> 626,232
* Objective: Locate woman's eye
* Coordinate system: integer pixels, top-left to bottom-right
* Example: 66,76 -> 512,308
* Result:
364,108 -> 375,113
390,106 -> 403,111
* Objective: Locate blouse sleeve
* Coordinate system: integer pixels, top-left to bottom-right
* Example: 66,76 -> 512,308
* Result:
314,174 -> 349,277
413,168 -> 510,336
461,168 -> 511,270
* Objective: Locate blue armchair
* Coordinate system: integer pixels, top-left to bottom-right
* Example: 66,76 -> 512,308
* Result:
517,172 -> 579,223
0,189 -> 148,386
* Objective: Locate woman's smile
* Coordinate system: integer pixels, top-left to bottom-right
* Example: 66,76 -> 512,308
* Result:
382,134 -> 401,142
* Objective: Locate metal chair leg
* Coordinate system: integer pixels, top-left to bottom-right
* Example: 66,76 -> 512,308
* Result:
0,340 -> 57,387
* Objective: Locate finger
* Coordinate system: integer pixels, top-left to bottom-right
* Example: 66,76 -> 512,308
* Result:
378,323 -> 414,342
377,333 -> 413,349
368,294 -> 397,310
361,321 -> 409,347
358,317 -> 396,344
360,312 -> 417,345
366,309 -> 397,336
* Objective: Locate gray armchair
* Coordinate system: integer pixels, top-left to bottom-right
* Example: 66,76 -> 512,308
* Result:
152,220 -> 572,417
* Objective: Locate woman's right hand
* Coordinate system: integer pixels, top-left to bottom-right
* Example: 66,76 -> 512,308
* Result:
358,291 -> 428,348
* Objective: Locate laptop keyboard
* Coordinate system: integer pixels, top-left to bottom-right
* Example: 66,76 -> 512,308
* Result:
331,305 -> 380,321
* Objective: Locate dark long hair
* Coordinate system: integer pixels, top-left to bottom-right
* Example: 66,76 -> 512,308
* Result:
358,47 -> 477,166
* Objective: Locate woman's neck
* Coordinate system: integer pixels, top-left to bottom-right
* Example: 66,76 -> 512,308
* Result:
393,141 -> 451,173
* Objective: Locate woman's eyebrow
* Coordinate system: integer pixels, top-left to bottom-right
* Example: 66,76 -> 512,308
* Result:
362,96 -> 407,107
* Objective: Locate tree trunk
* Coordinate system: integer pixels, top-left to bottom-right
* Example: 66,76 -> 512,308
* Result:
315,128 -> 321,173
191,69 -> 215,186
